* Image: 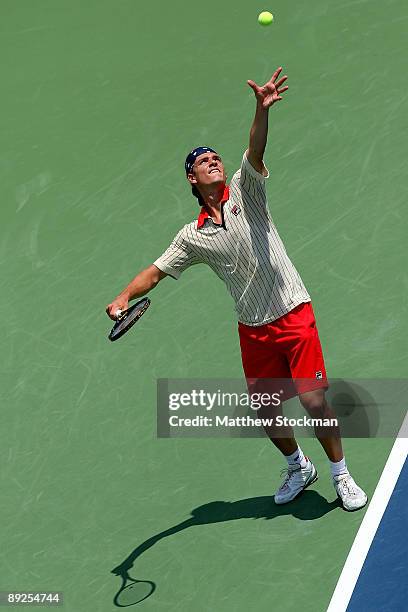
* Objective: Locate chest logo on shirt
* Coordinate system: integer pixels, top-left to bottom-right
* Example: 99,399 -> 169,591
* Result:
231,204 -> 241,216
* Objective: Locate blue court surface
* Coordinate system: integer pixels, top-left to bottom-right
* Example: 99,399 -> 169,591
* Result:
347,458 -> 408,612
328,428 -> 407,612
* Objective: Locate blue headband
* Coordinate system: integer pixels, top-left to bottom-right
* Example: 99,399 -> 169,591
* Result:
185,146 -> 217,175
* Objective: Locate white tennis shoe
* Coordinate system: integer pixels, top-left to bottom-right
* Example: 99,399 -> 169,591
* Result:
334,474 -> 368,511
274,458 -> 318,505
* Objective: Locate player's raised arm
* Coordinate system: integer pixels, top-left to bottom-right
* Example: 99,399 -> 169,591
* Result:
106,265 -> 167,320
246,67 -> 289,174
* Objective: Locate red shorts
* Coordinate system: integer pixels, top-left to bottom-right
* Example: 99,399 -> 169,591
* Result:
238,302 -> 329,400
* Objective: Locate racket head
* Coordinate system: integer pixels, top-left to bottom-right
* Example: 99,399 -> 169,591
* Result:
114,578 -> 156,607
108,297 -> 151,342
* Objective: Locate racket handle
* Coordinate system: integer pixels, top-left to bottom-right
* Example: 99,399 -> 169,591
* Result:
114,308 -> 123,320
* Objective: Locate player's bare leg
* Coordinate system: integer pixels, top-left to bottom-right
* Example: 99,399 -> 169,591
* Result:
298,388 -> 367,510
257,403 -> 319,505
298,388 -> 343,462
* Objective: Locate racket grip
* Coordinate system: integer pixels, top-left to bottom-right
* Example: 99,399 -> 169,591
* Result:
114,309 -> 123,320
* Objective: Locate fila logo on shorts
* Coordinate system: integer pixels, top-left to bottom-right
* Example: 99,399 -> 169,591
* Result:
238,303 -> 329,400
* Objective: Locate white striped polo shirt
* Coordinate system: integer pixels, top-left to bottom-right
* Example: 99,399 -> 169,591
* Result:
153,151 -> 311,326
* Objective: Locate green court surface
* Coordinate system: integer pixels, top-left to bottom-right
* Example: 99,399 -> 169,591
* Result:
1,1 -> 406,610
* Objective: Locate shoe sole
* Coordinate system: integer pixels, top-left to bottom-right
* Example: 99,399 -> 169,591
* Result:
274,468 -> 319,505
337,494 -> 368,512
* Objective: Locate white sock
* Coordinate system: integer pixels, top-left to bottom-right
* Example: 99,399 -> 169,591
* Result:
330,457 -> 349,478
285,446 -> 307,469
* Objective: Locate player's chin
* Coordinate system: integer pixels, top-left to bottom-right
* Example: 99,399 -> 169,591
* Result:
207,173 -> 224,185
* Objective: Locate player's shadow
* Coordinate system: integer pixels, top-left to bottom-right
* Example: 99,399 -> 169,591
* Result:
112,490 -> 340,606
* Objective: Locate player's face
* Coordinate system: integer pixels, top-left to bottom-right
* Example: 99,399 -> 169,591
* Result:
190,152 -> 226,188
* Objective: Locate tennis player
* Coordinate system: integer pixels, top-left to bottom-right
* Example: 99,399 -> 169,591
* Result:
106,67 -> 367,511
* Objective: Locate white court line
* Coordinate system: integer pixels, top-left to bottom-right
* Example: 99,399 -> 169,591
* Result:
327,412 -> 408,612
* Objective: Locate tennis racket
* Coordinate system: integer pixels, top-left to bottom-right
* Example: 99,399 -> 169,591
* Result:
113,571 -> 156,607
108,297 -> 151,342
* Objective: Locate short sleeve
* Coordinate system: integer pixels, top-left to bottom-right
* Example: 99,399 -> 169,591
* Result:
241,151 -> 269,183
230,151 -> 269,208
153,227 -> 199,280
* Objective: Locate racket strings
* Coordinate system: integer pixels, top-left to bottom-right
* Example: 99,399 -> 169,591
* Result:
109,298 -> 151,341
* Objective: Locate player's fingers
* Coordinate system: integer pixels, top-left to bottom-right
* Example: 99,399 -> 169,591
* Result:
247,80 -> 258,94
271,66 -> 283,82
106,304 -> 118,320
277,86 -> 289,94
275,75 -> 288,88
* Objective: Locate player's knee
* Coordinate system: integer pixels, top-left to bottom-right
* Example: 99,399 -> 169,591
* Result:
299,389 -> 329,418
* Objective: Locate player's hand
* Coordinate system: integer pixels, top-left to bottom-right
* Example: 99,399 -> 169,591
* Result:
106,295 -> 129,320
247,67 -> 288,109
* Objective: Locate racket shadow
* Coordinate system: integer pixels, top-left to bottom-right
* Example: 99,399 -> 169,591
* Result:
112,490 -> 339,606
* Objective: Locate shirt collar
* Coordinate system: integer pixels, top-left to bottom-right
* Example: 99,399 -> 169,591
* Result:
197,185 -> 230,229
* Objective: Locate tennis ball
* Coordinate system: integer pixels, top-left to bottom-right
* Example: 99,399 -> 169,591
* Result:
258,11 -> 274,26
